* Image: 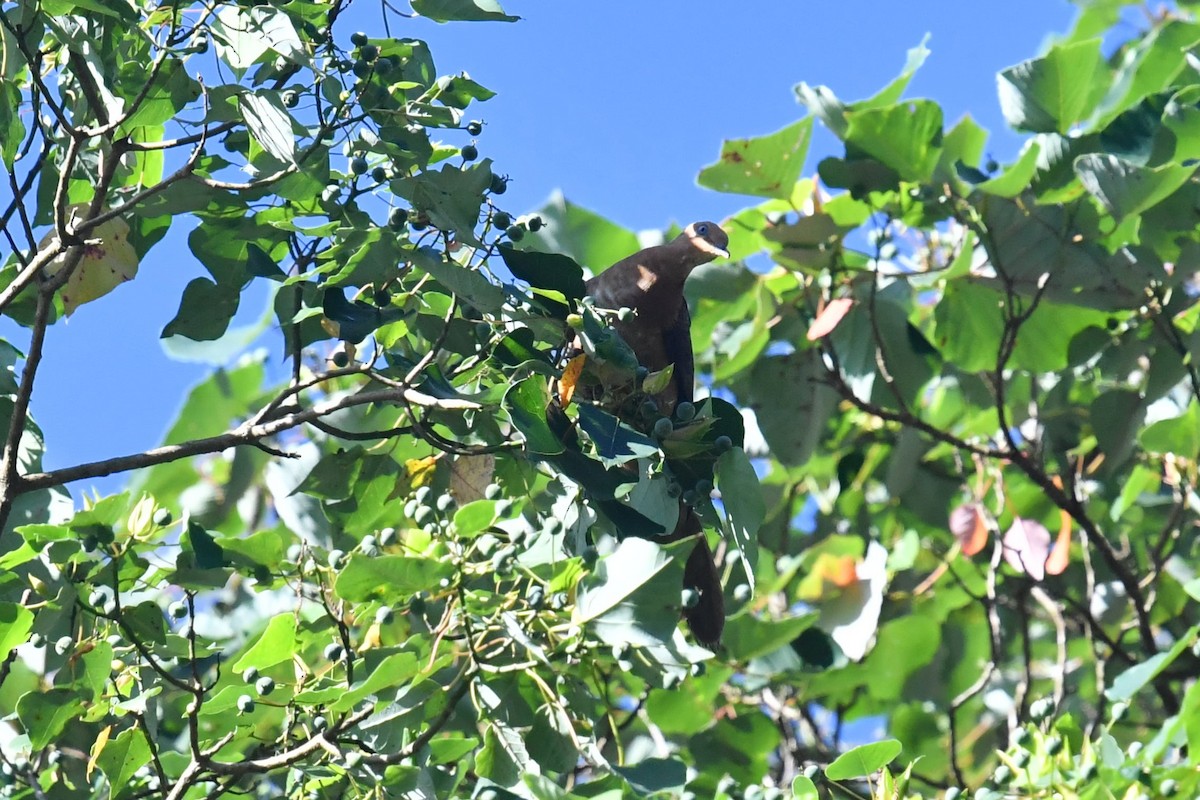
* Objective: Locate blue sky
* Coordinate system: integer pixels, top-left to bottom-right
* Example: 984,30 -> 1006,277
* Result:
23,1 -> 1091,495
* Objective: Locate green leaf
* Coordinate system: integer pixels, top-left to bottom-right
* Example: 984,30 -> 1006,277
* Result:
825,738 -> 903,779
453,499 -> 498,537
575,405 -> 658,468
575,538 -> 689,648
697,119 -> 812,199
721,611 -> 817,662
1140,402 -> 1200,455
614,758 -> 687,796
161,277 -> 240,342
334,554 -> 456,601
746,352 -> 838,466
689,713 -> 780,784
498,245 -> 586,317
504,376 -> 564,456
1106,625 -> 1198,702
17,689 -> 84,750
844,100 -> 943,182
0,602 -> 33,660
716,448 -> 764,590
971,141 -> 1042,197
411,246 -> 504,312
792,775 -> 819,800
184,519 -> 227,569
412,0 -> 518,22
240,90 -> 296,164
394,161 -> 492,245
1090,389 -> 1144,468
998,38 -> 1110,133
231,613 -> 298,672
96,727 -> 152,795
1074,154 -> 1194,221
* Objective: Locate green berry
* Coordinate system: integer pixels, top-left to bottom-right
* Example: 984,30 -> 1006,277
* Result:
435,493 -> 455,512
350,156 -> 368,175
350,32 -> 368,47
255,676 -> 276,696
466,120 -> 483,136
674,401 -> 695,422
653,417 -> 673,438
237,694 -> 255,713
461,144 -> 478,161
492,211 -> 511,229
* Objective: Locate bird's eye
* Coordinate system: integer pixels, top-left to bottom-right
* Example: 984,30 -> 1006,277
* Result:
696,224 -> 708,236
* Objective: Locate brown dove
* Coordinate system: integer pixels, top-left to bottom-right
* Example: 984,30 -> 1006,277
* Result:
584,221 -> 730,649
585,221 -> 729,416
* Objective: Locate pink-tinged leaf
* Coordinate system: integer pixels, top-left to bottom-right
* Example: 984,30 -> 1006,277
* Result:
806,297 -> 853,341
949,502 -> 989,556
1003,517 -> 1051,580
1045,508 -> 1072,576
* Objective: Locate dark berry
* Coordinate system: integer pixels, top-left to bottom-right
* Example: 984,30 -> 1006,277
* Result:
371,166 -> 387,183
466,120 -> 483,136
506,225 -> 523,241
388,208 -> 408,229
527,216 -> 543,232
350,32 -> 369,47
461,144 -> 478,161
350,156 -> 369,175
359,44 -> 378,62
492,211 -> 511,229
489,174 -> 508,194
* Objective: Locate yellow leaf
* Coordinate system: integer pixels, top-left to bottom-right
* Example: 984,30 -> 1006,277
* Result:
560,354 -> 586,406
88,725 -> 112,778
405,455 -> 439,488
42,207 -> 139,316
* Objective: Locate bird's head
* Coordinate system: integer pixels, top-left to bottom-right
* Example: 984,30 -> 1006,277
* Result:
680,221 -> 730,262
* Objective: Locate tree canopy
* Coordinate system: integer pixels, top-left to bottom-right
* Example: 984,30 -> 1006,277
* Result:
1,1 -> 1200,799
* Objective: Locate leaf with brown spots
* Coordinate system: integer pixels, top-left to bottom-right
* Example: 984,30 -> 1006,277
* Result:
42,208 -> 139,316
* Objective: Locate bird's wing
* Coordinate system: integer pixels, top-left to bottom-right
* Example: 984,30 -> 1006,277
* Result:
662,300 -> 695,406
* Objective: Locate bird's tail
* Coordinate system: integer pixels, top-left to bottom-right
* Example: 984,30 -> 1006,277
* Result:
673,505 -> 725,650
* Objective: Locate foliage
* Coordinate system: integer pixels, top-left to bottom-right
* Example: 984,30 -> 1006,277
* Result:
1,1 -> 1200,799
